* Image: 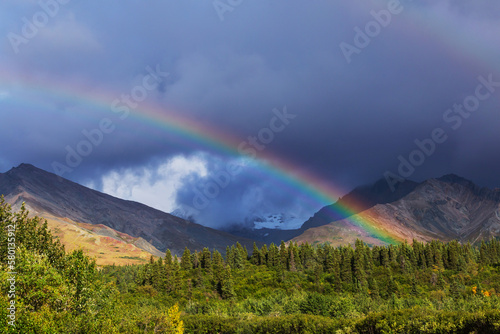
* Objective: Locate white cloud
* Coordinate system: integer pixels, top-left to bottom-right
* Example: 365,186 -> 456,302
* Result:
100,154 -> 208,213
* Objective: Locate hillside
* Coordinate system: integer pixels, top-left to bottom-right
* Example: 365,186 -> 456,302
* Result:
43,214 -> 163,265
0,164 -> 258,257
293,175 -> 500,246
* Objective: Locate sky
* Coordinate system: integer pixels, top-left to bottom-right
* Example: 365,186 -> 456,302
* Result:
1,0 -> 499,230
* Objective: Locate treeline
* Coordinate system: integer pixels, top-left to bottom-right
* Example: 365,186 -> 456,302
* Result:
2,198 -> 500,333
133,238 -> 500,298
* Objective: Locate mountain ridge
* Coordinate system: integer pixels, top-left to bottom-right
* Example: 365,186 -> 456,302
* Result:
293,176 -> 500,246
0,163 -> 258,256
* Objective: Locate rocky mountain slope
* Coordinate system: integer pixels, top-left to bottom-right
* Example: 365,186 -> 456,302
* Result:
292,175 -> 500,246
0,164 -> 257,256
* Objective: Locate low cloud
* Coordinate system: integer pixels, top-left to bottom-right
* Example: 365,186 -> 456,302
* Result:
99,154 -> 208,213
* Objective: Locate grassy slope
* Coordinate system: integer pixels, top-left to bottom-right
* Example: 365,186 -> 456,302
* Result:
44,215 -> 161,266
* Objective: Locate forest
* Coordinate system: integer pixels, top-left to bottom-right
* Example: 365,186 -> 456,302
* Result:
1,198 -> 500,333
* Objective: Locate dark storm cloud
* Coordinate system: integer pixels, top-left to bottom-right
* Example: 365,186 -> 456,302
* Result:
1,0 -> 500,227
173,156 -> 317,229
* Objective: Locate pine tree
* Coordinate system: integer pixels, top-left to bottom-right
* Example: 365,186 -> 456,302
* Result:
372,246 -> 381,267
200,248 -> 212,271
212,250 -> 224,283
260,244 -> 268,265
152,257 -> 164,290
236,242 -> 248,262
424,243 -> 434,267
181,247 -> 192,271
369,277 -> 380,299
480,241 -> 491,265
324,245 -> 334,272
220,264 -> 236,299
410,276 -> 419,296
226,246 -> 234,266
267,243 -> 279,269
386,275 -> 398,297
165,249 -> 173,267
233,244 -> 244,269
291,242 -> 303,271
170,256 -> 181,292
447,240 -> 460,270
353,242 -> 367,289
340,246 -> 353,284
251,242 -> 261,265
300,242 -> 316,269
289,249 -> 297,272
279,240 -> 289,269
192,250 -> 200,269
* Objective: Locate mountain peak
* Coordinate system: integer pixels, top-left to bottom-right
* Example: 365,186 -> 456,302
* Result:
437,174 -> 474,187
7,163 -> 43,175
17,163 -> 36,169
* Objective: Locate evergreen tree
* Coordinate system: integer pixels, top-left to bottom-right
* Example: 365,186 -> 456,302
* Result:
480,241 -> 491,265
292,242 -> 303,271
279,240 -> 289,269
267,243 -> 279,269
192,250 -> 200,269
251,242 -> 261,265
410,276 -> 419,296
181,247 -> 192,271
260,244 -> 268,265
353,242 -> 367,289
300,242 -> 316,269
369,277 -> 380,299
233,244 -> 244,269
220,264 -> 236,299
165,249 -> 173,267
447,240 -> 460,270
200,247 -> 212,271
289,249 -> 297,272
212,250 -> 225,283
340,246 -> 353,284
226,245 -> 234,266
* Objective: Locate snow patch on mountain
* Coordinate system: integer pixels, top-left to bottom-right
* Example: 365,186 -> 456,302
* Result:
252,213 -> 305,230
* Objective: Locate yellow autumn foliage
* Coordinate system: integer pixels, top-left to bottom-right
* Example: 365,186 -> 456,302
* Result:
163,303 -> 184,334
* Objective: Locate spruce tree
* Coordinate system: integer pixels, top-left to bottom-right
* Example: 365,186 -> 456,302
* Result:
233,244 -> 244,269
181,247 -> 192,271
251,242 -> 261,265
279,240 -> 289,269
260,244 -> 268,265
200,247 -> 212,271
220,264 -> 236,299
212,250 -> 225,283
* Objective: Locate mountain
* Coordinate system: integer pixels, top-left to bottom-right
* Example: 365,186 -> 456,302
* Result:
225,177 -> 419,244
292,174 -> 500,246
0,164 -> 258,257
298,177 -> 419,232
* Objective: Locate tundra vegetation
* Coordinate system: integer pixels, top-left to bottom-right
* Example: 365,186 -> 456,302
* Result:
1,197 -> 500,333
